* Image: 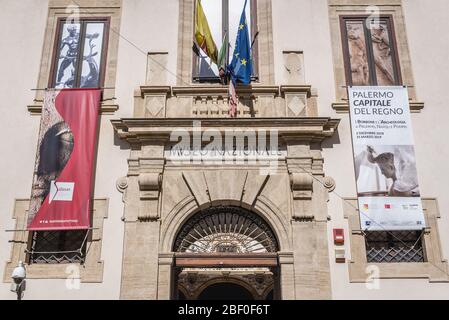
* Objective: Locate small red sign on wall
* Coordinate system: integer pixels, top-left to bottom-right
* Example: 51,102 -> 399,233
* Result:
333,229 -> 345,245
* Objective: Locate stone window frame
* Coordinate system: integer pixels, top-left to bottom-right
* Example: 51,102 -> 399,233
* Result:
177,0 -> 274,86
3,198 -> 108,283
344,198 -> 449,283
28,0 -> 122,115
328,0 -> 424,113
48,16 -> 111,89
339,15 -> 402,87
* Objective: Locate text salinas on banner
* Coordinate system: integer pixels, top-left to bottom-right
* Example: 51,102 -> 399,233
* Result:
348,86 -> 425,231
27,89 -> 101,230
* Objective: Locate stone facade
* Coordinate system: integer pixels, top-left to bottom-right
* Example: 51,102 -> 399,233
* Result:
1,0 -> 449,300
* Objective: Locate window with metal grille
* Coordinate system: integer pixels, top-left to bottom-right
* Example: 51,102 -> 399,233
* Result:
29,230 -> 88,264
365,230 -> 425,263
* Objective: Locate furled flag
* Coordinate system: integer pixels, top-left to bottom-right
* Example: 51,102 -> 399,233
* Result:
218,31 -> 229,81
228,0 -> 253,117
195,0 -> 218,65
229,80 -> 238,117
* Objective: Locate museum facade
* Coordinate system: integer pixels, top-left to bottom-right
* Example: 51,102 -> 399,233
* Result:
1,0 -> 449,300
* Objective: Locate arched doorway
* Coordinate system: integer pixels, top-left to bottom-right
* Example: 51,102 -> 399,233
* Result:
198,283 -> 254,300
172,206 -> 280,300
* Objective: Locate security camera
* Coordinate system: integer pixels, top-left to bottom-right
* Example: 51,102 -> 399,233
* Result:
10,261 -> 26,300
11,261 -> 26,284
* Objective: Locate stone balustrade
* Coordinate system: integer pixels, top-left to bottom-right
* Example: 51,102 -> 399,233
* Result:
134,84 -> 319,118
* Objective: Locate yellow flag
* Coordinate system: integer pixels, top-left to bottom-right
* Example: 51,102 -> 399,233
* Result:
195,0 -> 218,64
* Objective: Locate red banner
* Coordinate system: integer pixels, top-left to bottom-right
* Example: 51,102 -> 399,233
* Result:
28,89 -> 101,230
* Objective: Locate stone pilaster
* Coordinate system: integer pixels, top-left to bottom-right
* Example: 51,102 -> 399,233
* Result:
120,220 -> 161,299
278,252 -> 295,300
158,253 -> 175,300
291,221 -> 331,300
286,142 -> 332,300
117,143 -> 165,299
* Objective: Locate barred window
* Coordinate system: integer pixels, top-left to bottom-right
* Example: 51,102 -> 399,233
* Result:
340,16 -> 402,86
193,0 -> 258,82
29,230 -> 88,264
365,230 -> 425,263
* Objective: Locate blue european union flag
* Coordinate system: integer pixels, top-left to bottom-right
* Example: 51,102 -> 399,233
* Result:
229,0 -> 252,85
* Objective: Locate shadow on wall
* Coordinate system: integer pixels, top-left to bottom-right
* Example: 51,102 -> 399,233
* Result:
113,131 -> 131,150
321,129 -> 341,149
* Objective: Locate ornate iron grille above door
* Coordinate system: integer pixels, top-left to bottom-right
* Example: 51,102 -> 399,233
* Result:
174,206 -> 279,253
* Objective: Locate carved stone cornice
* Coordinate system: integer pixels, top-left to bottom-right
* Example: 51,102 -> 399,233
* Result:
111,117 -> 340,144
139,85 -> 172,97
28,101 -> 119,115
171,85 -> 280,97
280,85 -> 312,97
332,101 -> 424,113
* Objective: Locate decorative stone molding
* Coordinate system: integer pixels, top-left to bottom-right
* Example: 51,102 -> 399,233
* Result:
278,252 -> 295,265
344,198 -> 449,283
172,85 -> 274,118
288,171 -> 314,221
137,173 -> 162,221
132,84 -> 324,118
139,173 -> 162,191
181,170 -> 270,209
283,51 -> 305,85
290,173 -> 313,200
136,86 -> 171,118
4,198 -> 108,283
286,155 -> 320,222
178,272 -> 274,300
28,102 -> 120,115
322,176 -> 336,193
146,52 -> 169,86
280,85 -> 318,117
116,176 -> 129,194
112,118 -> 340,145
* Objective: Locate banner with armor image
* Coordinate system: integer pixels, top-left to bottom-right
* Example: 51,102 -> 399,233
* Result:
27,89 -> 101,230
348,86 -> 425,231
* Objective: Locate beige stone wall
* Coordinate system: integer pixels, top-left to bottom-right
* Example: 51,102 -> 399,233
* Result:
315,0 -> 449,299
1,0 -> 449,300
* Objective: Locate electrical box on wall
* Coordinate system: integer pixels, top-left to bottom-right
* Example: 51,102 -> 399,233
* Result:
335,249 -> 346,263
333,228 -> 344,245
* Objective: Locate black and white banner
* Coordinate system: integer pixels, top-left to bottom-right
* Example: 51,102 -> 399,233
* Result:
348,86 -> 425,231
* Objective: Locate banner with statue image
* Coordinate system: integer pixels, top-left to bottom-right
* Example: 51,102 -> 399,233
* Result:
348,86 -> 425,231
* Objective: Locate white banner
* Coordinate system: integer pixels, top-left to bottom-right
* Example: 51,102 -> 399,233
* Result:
348,86 -> 425,231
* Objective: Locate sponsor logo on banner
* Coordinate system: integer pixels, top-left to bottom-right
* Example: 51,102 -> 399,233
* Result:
348,86 -> 425,231
49,181 -> 75,204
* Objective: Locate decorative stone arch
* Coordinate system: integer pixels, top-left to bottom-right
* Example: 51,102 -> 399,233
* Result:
160,198 -> 291,253
173,206 -> 280,253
